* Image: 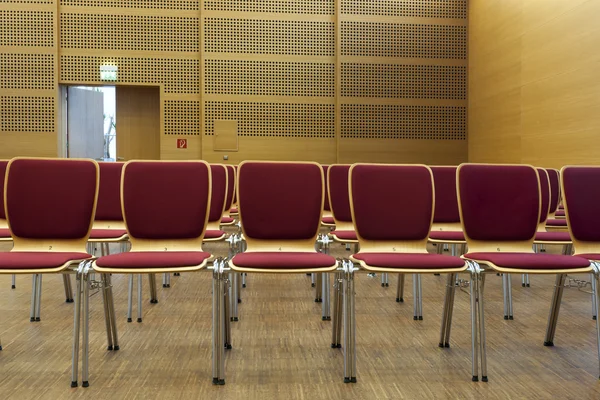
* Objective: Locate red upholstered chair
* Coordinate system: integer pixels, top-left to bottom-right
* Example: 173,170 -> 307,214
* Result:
0,158 -> 98,364
341,164 -> 467,383
546,168 -> 568,230
204,164 -> 229,242
73,160 -> 214,388
458,163 -> 592,382
328,164 -> 358,244
218,161 -> 338,385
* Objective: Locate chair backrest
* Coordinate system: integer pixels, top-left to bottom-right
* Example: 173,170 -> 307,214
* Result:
537,168 -> 550,226
430,166 -> 460,226
0,160 -> 7,224
224,165 -> 235,212
5,158 -> 99,250
207,164 -> 228,224
350,164 -> 433,251
561,166 -> 600,253
232,164 -> 238,205
328,164 -> 353,229
122,161 -> 211,249
547,168 -> 560,215
322,165 -> 331,212
238,161 -> 323,248
457,164 -> 540,252
95,162 -> 124,223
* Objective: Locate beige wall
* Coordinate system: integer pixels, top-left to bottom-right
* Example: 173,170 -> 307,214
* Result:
469,0 -> 600,168
2,0 -> 468,164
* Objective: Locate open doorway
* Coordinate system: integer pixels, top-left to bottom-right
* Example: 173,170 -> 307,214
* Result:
65,86 -> 116,160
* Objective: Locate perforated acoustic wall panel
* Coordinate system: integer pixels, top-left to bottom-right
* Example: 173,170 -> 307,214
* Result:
59,1 -> 201,159
0,1 -> 58,158
338,0 -> 468,164
202,1 -> 336,163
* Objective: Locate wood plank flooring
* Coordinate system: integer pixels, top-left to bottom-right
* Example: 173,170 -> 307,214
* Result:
1,240 -> 600,399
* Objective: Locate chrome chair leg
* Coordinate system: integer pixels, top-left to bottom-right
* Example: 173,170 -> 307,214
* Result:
163,273 -> 171,288
502,274 -> 514,320
224,274 -> 232,350
11,274 -> 15,289
148,274 -> 158,304
507,273 -> 513,319
137,274 -> 143,323
231,272 -> 239,321
71,266 -> 83,387
381,272 -> 389,287
440,273 -> 457,348
35,274 -> 42,322
127,275 -> 134,322
343,262 -> 357,383
591,273 -> 597,320
212,260 -> 226,385
241,272 -> 246,288
63,274 -> 74,303
322,272 -> 331,320
413,274 -> 423,320
469,263 -> 479,381
105,274 -> 119,350
477,272 -> 488,382
81,265 -> 91,387
544,274 -> 567,346
315,273 -> 323,302
311,272 -> 316,287
101,274 -> 113,351
396,274 -> 405,302
592,266 -> 600,379
331,271 -> 343,348
30,274 -> 38,322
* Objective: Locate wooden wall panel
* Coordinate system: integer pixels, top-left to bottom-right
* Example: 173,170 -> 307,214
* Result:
469,0 -> 600,168
0,0 -> 58,157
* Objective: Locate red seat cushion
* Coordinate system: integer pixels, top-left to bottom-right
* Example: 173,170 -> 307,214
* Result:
221,217 -> 234,224
321,216 -> 335,225
95,252 -> 211,269
546,219 -> 567,227
353,253 -> 465,270
429,230 -> 465,241
0,228 -> 10,239
204,230 -> 226,239
232,252 -> 336,270
230,207 -> 238,214
534,231 -> 571,242
464,252 -> 590,270
89,229 -> 128,239
331,230 -> 357,241
0,252 -> 91,270
555,210 -> 565,217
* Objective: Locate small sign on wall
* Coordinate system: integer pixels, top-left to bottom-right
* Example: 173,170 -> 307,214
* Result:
177,138 -> 188,149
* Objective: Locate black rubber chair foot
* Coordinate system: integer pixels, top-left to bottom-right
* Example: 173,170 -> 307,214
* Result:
107,345 -> 113,351
544,341 -> 554,346
137,318 -> 142,323
174,273 -> 181,276
315,298 -> 322,303
162,284 -> 170,288
594,316 -> 597,320
114,345 -> 120,351
35,317 -> 40,322
242,284 -> 246,288
306,273 -> 311,276
344,377 -> 357,383
445,343 -> 450,348
331,343 -> 341,348
82,381 -> 89,388
225,343 -> 232,350
509,316 -> 514,320
438,343 -> 444,348
381,283 -> 385,287
526,284 -> 530,287
434,273 -> 440,276
311,284 -> 315,287
413,316 -> 418,320
150,299 -> 158,304
127,318 -> 132,323
504,316 -> 509,320
71,381 -> 78,388
0,345 -> 2,350
237,298 -> 242,303
418,316 -> 423,320
11,285 -> 16,289
522,284 -> 526,287
66,299 -> 74,303
322,316 -> 331,321
482,376 -> 488,382
396,297 -> 404,303
212,378 -> 225,385
231,317 -> 239,321
30,318 -> 35,322
472,376 -> 479,382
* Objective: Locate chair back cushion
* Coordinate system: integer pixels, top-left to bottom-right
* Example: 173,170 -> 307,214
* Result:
122,161 -> 211,240
95,162 -> 124,221
322,165 -> 331,212
0,160 -> 7,220
431,166 -> 459,223
537,168 -> 550,224
562,166 -> 600,241
238,162 -> 322,240
328,164 -> 352,222
208,164 -> 227,223
547,168 -> 560,214
6,158 -> 98,239
458,164 -> 539,242
224,165 -> 235,211
350,164 -> 433,241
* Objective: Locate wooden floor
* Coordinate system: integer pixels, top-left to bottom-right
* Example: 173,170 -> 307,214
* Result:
1,240 -> 600,399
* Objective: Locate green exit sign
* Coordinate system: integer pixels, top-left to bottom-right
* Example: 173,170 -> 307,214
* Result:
100,65 -> 118,81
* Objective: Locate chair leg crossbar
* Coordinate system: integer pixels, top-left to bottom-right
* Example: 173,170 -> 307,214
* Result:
71,260 -> 119,388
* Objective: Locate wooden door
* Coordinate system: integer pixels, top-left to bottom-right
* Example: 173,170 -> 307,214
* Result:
67,87 -> 104,159
116,86 -> 160,161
